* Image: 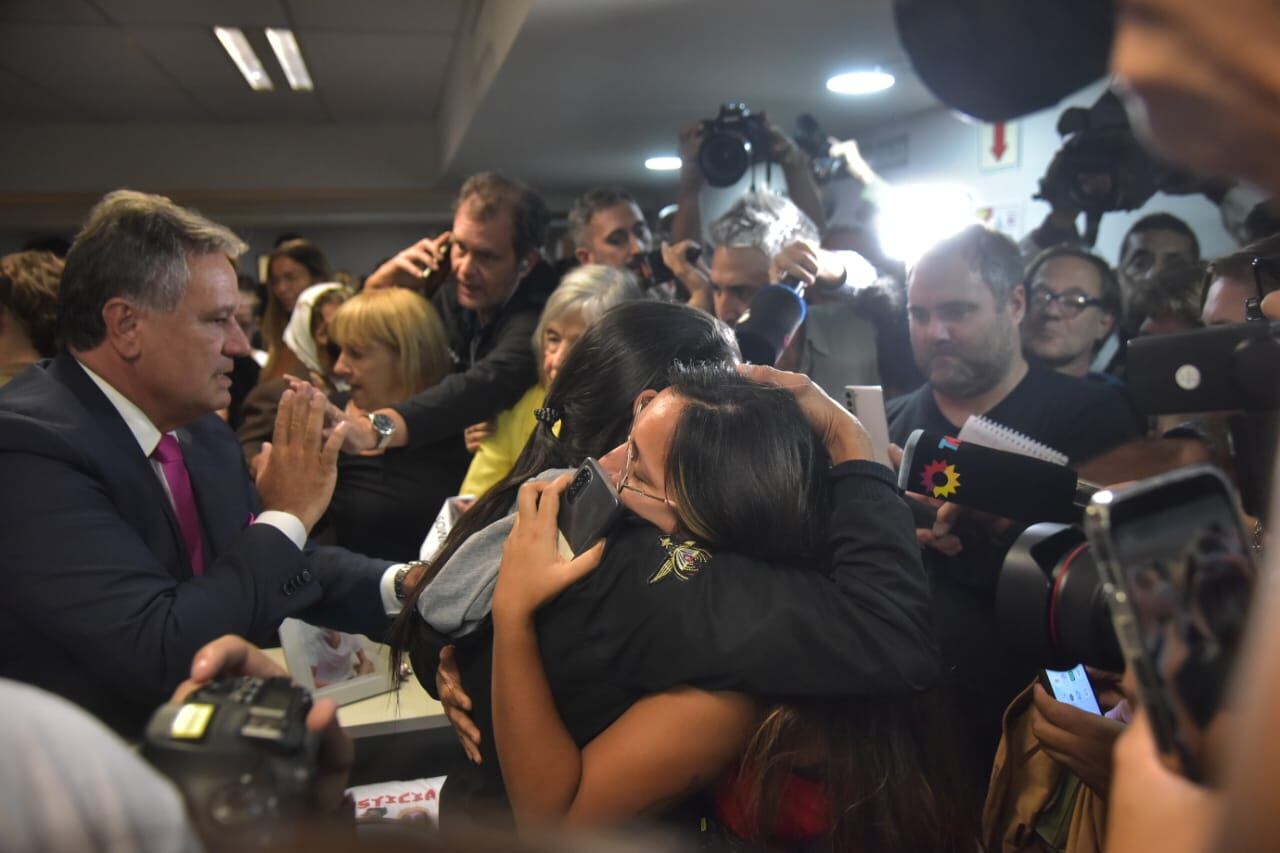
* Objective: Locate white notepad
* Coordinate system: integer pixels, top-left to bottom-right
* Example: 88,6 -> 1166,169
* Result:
956,413 -> 1068,465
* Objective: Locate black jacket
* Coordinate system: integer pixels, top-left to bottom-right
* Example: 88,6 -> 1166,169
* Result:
410,460 -> 938,818
393,261 -> 558,448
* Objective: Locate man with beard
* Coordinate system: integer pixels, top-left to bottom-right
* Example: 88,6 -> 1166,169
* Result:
888,224 -> 1136,464
885,224 -> 1136,784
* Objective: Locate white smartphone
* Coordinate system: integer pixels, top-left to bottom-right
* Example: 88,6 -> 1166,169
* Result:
843,385 -> 892,468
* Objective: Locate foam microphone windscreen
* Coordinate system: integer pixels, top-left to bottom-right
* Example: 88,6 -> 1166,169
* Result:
734,284 -> 807,365
897,429 -> 1082,523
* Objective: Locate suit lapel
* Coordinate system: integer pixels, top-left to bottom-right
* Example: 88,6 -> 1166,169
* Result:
51,353 -> 192,580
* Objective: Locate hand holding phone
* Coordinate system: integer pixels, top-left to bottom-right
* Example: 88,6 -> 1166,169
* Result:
557,458 -> 624,558
1085,465 -> 1257,782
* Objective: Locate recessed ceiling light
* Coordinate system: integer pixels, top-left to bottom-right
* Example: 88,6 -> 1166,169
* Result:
265,28 -> 314,92
826,69 -> 895,96
645,156 -> 682,171
214,27 -> 273,91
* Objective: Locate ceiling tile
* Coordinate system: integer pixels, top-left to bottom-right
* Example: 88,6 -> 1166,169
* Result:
0,0 -> 106,25
0,67 -> 93,120
93,0 -> 289,28
0,25 -> 204,120
301,31 -> 452,120
286,0 -> 462,34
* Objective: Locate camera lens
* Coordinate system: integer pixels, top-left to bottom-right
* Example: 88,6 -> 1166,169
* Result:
699,131 -> 751,188
996,523 -> 1123,671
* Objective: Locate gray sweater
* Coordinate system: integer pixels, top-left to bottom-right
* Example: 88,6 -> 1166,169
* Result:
416,468 -> 569,637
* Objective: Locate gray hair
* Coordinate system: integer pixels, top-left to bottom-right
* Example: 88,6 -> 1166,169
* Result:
707,190 -> 819,259
567,187 -> 639,250
914,224 -> 1024,306
58,189 -> 246,351
533,264 -> 643,361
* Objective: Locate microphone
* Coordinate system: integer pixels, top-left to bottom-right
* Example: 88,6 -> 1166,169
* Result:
733,279 -> 807,365
897,429 -> 1098,524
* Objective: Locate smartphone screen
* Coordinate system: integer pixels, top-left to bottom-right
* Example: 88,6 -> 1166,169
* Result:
1042,664 -> 1102,715
1091,468 -> 1256,775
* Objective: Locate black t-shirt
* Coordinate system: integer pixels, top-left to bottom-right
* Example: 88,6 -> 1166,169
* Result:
886,363 -> 1139,465
885,365 -> 1138,785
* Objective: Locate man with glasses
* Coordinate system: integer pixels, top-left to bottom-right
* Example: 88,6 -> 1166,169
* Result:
1021,247 -> 1122,380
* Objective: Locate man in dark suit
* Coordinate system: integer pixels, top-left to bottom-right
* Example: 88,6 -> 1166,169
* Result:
0,190 -> 394,736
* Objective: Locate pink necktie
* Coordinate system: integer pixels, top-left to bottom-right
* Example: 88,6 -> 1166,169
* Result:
153,434 -> 206,577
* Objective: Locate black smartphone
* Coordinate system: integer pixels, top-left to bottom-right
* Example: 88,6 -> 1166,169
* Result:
1039,664 -> 1102,715
557,458 -> 623,557
1125,320 -> 1280,414
419,238 -> 452,294
630,244 -> 702,290
1084,465 -> 1257,781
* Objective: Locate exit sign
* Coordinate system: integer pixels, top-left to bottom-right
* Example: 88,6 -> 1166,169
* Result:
980,121 -> 1020,171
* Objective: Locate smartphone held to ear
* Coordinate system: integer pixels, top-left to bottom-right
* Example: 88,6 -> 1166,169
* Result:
556,458 -> 623,558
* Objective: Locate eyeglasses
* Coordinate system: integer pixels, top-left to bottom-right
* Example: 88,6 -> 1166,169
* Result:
617,436 -> 671,506
1028,287 -> 1105,317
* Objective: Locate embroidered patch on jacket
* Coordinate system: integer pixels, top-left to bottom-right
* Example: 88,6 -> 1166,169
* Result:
648,535 -> 710,584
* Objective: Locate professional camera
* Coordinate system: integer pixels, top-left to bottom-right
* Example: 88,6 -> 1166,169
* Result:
698,103 -> 775,188
1035,91 -> 1192,245
141,677 -> 319,842
995,523 -> 1123,671
794,113 -> 849,185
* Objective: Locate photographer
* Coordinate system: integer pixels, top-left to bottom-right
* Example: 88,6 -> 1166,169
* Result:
670,111 -> 826,247
0,635 -> 351,852
893,0 -> 1280,848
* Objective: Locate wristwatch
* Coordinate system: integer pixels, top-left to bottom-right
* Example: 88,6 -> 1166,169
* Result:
394,561 -> 428,602
367,411 -> 396,450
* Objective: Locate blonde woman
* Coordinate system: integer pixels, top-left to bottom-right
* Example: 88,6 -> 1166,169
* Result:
318,288 -> 471,559
459,264 -> 642,498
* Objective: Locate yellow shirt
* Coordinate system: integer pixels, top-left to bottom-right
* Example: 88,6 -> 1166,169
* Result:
458,384 -> 546,498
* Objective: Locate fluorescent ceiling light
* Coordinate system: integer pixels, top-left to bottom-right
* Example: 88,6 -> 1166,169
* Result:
214,27 -> 273,91
265,28 -> 314,92
645,156 -> 682,171
826,69 -> 895,96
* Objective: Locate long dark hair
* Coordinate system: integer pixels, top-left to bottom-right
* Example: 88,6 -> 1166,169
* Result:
736,693 -> 979,852
263,238 -> 334,381
388,300 -> 738,664
664,363 -> 828,565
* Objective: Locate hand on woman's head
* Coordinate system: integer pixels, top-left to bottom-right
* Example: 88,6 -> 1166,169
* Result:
736,364 -> 873,463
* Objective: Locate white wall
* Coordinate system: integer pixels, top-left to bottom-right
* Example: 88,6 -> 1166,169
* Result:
862,81 -> 1235,266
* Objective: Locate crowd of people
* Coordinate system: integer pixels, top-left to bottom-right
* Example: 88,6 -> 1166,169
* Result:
2,1 -> 1280,850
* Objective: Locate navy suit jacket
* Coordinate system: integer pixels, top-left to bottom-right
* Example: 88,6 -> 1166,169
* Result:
0,354 -> 393,736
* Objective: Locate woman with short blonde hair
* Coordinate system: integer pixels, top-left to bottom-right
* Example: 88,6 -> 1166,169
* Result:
317,288 -> 471,559
329,287 -> 451,406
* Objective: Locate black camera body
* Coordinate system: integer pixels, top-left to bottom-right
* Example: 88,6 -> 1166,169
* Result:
996,523 -> 1124,672
699,103 -> 774,188
141,677 -> 319,840
1037,91 -> 1191,245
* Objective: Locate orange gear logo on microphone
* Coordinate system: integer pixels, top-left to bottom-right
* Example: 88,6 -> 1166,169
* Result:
920,459 -> 961,498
